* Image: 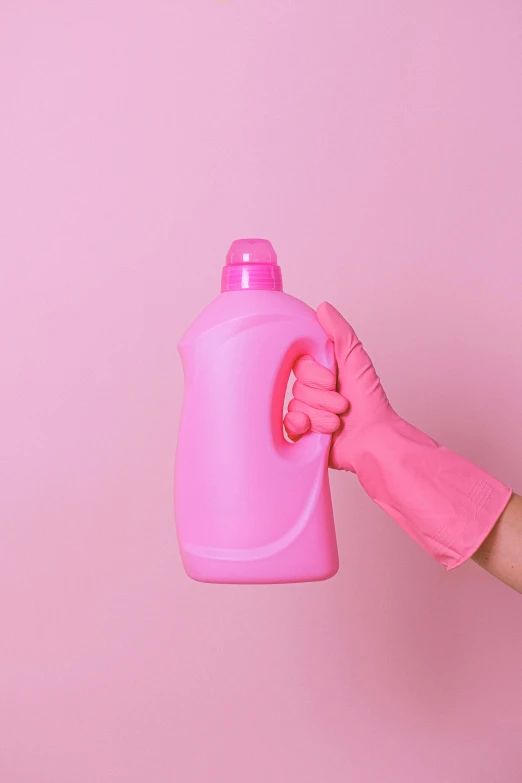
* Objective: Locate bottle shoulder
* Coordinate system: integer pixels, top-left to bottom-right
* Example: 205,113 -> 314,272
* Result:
179,291 -> 317,346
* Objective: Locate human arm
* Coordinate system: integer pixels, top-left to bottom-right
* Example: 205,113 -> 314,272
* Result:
472,493 -> 522,592
284,302 -> 515,584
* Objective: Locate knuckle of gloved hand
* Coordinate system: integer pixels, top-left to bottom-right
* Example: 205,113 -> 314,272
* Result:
294,355 -> 314,377
291,379 -> 303,399
288,398 -> 306,414
311,410 -> 339,433
309,368 -> 335,391
330,391 -> 349,413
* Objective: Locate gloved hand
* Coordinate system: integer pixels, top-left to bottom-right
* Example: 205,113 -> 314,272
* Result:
284,302 -> 512,569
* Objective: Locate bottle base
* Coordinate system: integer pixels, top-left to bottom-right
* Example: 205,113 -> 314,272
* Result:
180,550 -> 339,585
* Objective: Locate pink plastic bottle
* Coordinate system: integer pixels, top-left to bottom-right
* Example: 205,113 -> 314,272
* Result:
175,239 -> 339,583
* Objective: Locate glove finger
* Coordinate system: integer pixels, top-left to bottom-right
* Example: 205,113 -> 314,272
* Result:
293,355 -> 337,390
292,379 -> 349,414
288,398 -> 341,435
316,302 -> 361,365
283,411 -> 310,442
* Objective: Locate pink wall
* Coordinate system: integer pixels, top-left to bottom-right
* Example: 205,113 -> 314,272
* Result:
1,2 -> 522,781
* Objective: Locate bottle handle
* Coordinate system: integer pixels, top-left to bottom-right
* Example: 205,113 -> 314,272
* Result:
272,319 -> 336,462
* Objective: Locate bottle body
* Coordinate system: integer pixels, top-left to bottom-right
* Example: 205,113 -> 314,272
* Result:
175,289 -> 339,584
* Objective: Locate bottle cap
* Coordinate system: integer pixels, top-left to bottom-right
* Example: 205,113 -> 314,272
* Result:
221,238 -> 283,292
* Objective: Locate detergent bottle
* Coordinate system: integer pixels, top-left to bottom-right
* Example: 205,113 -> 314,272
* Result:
175,239 -> 339,583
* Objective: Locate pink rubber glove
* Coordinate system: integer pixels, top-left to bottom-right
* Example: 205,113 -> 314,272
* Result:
284,302 -> 512,569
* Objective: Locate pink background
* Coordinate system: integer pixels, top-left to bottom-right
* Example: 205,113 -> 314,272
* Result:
1,2 -> 522,781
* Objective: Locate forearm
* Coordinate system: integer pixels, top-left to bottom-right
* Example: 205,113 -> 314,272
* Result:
473,494 -> 522,593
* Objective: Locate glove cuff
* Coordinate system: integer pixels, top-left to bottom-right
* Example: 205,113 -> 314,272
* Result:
352,417 -> 512,569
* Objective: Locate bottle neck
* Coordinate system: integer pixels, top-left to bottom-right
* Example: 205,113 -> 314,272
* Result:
221,263 -> 283,292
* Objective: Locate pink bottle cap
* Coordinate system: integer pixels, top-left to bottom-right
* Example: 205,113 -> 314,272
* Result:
221,238 -> 283,292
